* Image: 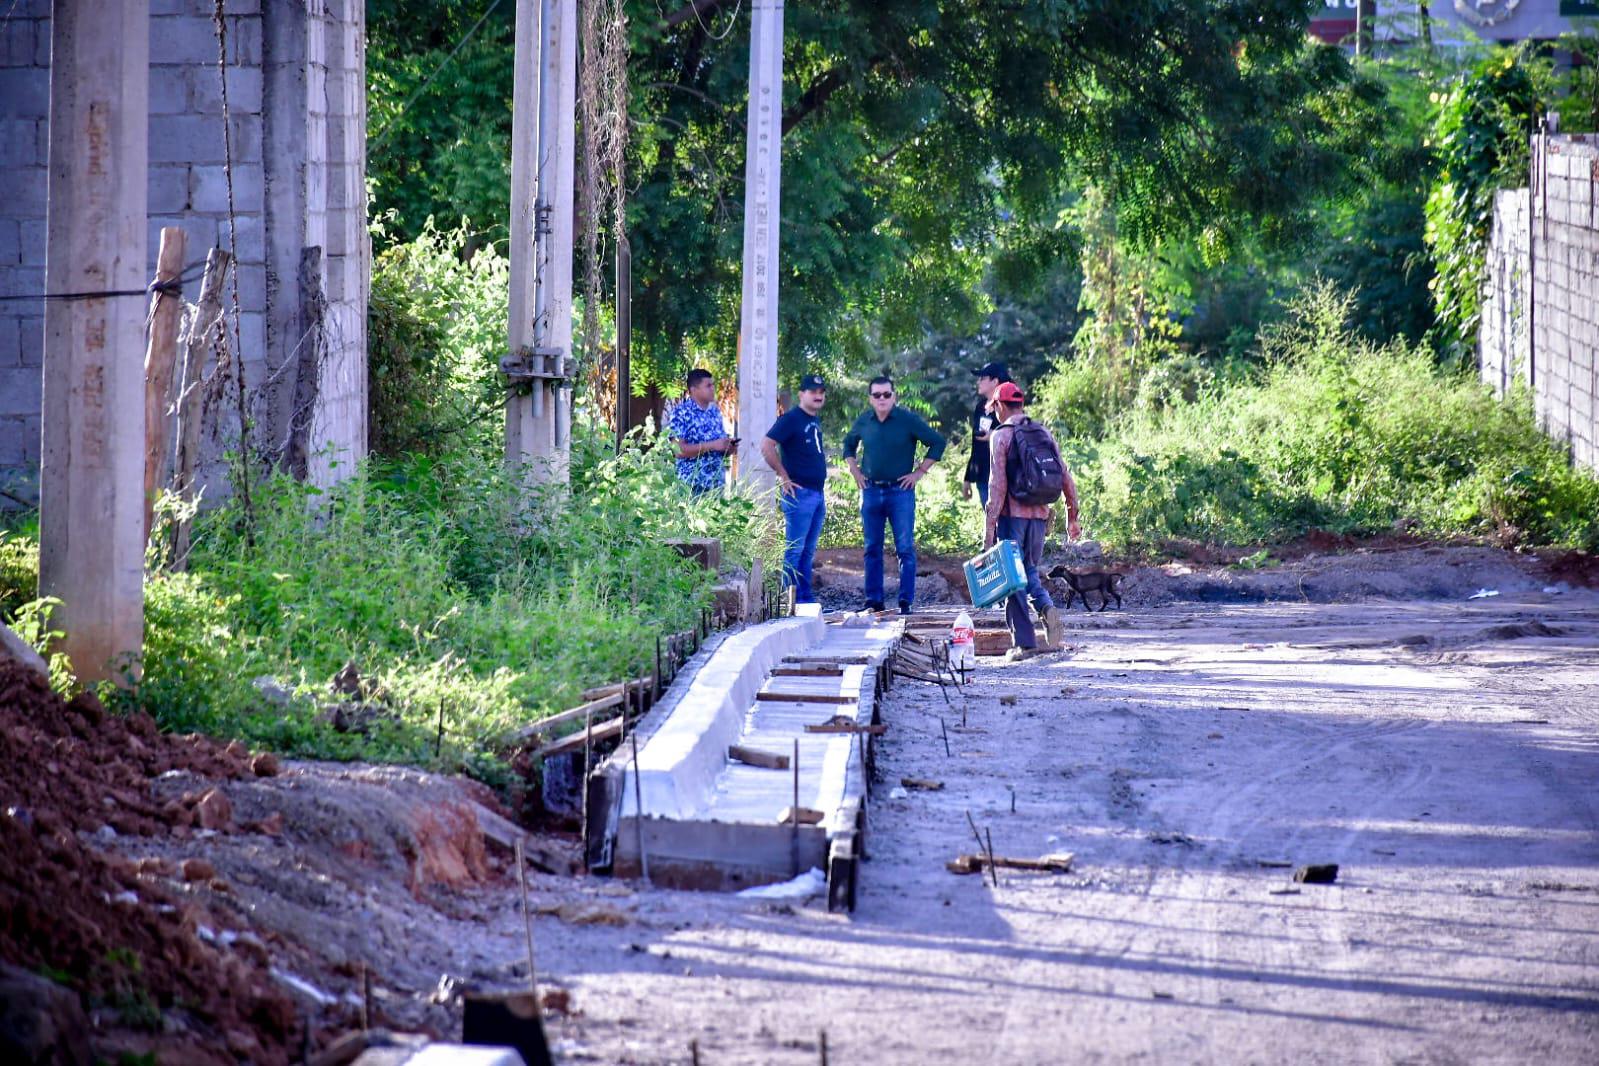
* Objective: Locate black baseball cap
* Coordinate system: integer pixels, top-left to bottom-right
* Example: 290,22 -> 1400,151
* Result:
971,361 -> 1010,381
799,374 -> 827,392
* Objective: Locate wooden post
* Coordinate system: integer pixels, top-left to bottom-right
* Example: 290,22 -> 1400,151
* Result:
171,247 -> 231,570
39,0 -> 151,685
615,235 -> 631,452
735,0 -> 784,495
143,227 -> 187,543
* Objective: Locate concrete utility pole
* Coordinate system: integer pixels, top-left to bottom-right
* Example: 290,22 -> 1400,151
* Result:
507,0 -> 579,487
38,0 -> 150,685
735,0 -> 784,495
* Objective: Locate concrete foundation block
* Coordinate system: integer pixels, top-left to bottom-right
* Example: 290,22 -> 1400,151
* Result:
149,65 -> 189,114
0,316 -> 18,367
194,65 -> 263,114
0,172 -> 44,219
0,366 -> 41,416
226,112 -> 263,162
0,69 -> 48,119
149,114 -> 226,164
149,165 -> 191,214
224,15 -> 263,66
191,162 -> 264,214
149,15 -> 223,65
222,212 -> 265,265
0,21 -> 34,68
0,121 -> 37,168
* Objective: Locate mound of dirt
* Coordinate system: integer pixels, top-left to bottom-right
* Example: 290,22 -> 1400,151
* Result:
0,659 -> 301,1064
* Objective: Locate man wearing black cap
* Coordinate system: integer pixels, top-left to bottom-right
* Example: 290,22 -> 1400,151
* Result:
761,375 -> 830,604
962,361 -> 1010,510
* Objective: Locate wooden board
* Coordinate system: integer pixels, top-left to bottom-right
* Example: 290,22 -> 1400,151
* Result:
514,691 -> 625,744
755,691 -> 855,704
534,714 -> 626,761
946,852 -> 1074,875
729,744 -> 790,770
805,723 -> 888,736
771,666 -> 845,677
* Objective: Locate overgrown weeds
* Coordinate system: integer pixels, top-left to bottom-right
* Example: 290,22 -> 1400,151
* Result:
1,430 -> 781,777
1064,285 -> 1599,552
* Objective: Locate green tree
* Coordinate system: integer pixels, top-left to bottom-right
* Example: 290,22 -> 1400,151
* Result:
369,1 -> 1380,400
1423,46 -> 1550,362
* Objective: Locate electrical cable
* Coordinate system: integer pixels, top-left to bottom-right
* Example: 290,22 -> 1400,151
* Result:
369,0 -> 507,150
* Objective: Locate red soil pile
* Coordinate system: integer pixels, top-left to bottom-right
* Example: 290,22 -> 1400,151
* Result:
0,658 -> 300,1063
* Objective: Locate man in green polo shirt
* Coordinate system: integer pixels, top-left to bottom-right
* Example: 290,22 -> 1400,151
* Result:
843,375 -> 946,614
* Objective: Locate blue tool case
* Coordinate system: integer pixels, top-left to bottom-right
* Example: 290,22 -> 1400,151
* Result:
963,540 -> 1027,608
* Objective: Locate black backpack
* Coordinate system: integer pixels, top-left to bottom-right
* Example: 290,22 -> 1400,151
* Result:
1005,417 -> 1066,505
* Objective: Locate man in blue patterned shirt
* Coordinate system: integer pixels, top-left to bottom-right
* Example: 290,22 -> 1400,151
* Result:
667,368 -> 735,494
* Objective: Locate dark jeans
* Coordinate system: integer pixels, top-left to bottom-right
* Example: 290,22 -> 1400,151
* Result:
974,479 -> 990,509
997,514 -> 1052,649
780,486 -> 826,603
861,484 -> 917,607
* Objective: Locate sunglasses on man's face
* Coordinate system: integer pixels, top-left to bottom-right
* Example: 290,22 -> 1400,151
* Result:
871,391 -> 893,399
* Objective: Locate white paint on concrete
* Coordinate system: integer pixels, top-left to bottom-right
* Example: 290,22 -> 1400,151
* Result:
621,612 -> 899,842
623,613 -> 824,820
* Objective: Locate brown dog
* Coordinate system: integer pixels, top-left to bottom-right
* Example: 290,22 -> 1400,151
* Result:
1047,565 -> 1124,611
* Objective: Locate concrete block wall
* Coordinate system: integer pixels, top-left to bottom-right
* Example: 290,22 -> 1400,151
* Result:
0,0 -> 367,503
1480,134 -> 1599,473
0,1 -> 53,498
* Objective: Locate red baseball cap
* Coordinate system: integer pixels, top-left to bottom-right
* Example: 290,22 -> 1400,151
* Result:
991,381 -> 1026,405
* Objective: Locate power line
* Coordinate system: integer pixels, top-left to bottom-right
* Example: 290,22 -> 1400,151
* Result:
369,0 -> 508,151
691,0 -> 742,42
0,261 -> 208,303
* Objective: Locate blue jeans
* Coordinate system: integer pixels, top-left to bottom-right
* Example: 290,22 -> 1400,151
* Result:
862,484 -> 917,607
780,486 -> 826,603
974,479 -> 990,510
997,514 -> 1053,648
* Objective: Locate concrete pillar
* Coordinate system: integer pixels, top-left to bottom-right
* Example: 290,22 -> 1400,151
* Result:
507,0 -> 577,486
735,0 -> 783,495
38,0 -> 150,683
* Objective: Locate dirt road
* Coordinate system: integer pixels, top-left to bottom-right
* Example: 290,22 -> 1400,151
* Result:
26,550 -> 1597,1063
533,590 -> 1599,1064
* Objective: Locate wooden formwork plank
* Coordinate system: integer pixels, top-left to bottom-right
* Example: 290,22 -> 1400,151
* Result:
755,691 -> 855,704
513,691 -> 625,744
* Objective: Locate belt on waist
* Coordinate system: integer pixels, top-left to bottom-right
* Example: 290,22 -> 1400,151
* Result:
866,479 -> 906,488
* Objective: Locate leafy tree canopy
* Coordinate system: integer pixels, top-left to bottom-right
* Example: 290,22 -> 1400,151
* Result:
369,1 -> 1379,395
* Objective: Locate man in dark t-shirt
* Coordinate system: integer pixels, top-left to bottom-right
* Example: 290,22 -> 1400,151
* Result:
760,374 -> 829,604
961,360 -> 1010,510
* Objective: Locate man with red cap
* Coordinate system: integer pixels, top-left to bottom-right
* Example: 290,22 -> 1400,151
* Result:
984,382 -> 1080,659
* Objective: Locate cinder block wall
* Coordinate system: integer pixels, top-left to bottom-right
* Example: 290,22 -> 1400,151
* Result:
0,0 -> 367,504
1480,134 -> 1599,473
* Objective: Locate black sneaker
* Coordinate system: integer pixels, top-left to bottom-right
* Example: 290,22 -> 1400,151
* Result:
898,602 -> 913,616
865,600 -> 885,612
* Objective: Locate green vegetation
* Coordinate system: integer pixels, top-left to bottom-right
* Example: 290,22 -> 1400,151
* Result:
1,439 -> 780,773
366,216 -> 510,461
1423,47 -> 1550,362
1059,286 -> 1599,553
370,0 -> 1382,393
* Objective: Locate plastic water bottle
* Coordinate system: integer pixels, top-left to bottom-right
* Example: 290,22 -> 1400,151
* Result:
951,610 -> 976,678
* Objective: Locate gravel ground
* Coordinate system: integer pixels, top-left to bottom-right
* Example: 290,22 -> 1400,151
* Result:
19,547 -> 1597,1063
531,588 -> 1599,1064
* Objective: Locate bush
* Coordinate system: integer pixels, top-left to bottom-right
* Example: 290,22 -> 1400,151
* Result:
366,217 -> 510,461
1069,285 -> 1599,551
3,428 -> 782,775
